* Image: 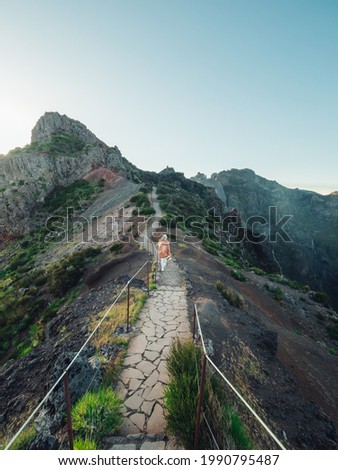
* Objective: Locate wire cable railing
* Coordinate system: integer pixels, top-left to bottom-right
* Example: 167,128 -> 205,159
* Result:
4,259 -> 155,450
193,303 -> 287,451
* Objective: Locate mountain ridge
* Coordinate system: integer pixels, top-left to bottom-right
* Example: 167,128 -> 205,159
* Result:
192,170 -> 338,310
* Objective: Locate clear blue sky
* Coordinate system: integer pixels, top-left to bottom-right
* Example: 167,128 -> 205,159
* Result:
1,0 -> 337,194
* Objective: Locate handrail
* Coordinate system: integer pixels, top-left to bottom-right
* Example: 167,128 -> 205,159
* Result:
193,303 -> 286,451
5,259 -> 153,450
206,355 -> 286,450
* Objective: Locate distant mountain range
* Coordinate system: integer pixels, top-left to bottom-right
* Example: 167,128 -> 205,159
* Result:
192,170 -> 338,310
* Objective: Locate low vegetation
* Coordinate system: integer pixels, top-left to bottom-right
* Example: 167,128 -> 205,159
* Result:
310,291 -> 332,308
0,178 -> 108,364
264,283 -> 284,302
164,339 -> 253,449
231,269 -> 247,282
89,288 -> 147,351
130,192 -> 155,216
248,266 -> 266,276
8,133 -> 88,157
327,318 -> 338,341
41,178 -> 104,217
3,426 -> 36,450
216,281 -> 246,309
74,437 -> 98,450
0,244 -> 101,363
71,387 -> 123,443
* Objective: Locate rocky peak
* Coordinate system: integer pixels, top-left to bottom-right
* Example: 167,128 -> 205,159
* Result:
31,112 -> 107,147
0,112 -> 136,236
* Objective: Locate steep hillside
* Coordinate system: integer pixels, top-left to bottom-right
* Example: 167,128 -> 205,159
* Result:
173,240 -> 337,449
0,112 -> 140,236
192,170 -> 338,310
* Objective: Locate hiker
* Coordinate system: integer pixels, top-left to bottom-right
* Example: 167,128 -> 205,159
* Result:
157,234 -> 171,272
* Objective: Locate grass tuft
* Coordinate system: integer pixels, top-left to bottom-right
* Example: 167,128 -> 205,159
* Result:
71,388 -> 123,442
216,281 -> 246,308
73,436 -> 98,450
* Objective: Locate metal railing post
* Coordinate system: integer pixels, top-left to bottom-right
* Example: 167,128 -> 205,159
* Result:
194,353 -> 207,450
193,305 -> 197,341
153,262 -> 157,285
63,372 -> 74,450
147,262 -> 150,295
126,283 -> 130,333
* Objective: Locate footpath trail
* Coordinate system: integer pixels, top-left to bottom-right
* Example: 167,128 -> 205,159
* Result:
107,189 -> 190,450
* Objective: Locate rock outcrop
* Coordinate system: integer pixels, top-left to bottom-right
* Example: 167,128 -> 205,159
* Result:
0,112 -> 136,236
31,111 -> 107,147
192,169 -> 338,310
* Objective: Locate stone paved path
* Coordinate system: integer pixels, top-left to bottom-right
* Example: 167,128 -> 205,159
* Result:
107,187 -> 190,449
110,260 -> 190,450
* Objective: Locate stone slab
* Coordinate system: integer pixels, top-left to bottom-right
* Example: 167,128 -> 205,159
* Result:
137,360 -> 157,376
118,417 -> 140,436
147,403 -> 166,434
146,382 -> 164,401
129,413 -> 145,431
124,391 -> 144,411
143,369 -> 159,388
128,334 -> 148,354
124,354 -> 142,366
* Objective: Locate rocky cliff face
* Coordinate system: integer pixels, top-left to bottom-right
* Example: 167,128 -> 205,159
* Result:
30,112 -> 107,147
192,169 -> 338,309
0,112 -> 135,236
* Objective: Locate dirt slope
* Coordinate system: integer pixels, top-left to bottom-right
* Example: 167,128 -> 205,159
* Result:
173,242 -> 337,449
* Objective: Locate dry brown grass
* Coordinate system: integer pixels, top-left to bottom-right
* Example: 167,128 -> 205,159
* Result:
89,288 -> 147,351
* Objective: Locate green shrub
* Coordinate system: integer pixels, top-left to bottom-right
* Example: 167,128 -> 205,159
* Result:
48,247 -> 100,296
223,405 -> 253,449
316,312 -> 325,324
42,179 -> 104,215
216,282 -> 246,308
164,340 -> 201,448
264,283 -> 284,302
311,291 -> 331,308
274,287 -> 284,302
267,273 -> 302,290
327,319 -> 338,341
73,437 -> 98,450
71,388 -> 123,442
139,183 -> 153,193
248,267 -> 266,276
130,192 -> 149,206
231,270 -> 247,282
164,339 -> 253,450
328,348 -> 337,356
203,238 -> 221,256
13,133 -> 86,156
222,258 -> 242,269
109,243 -> 123,254
130,192 -> 155,216
140,206 -> 155,216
